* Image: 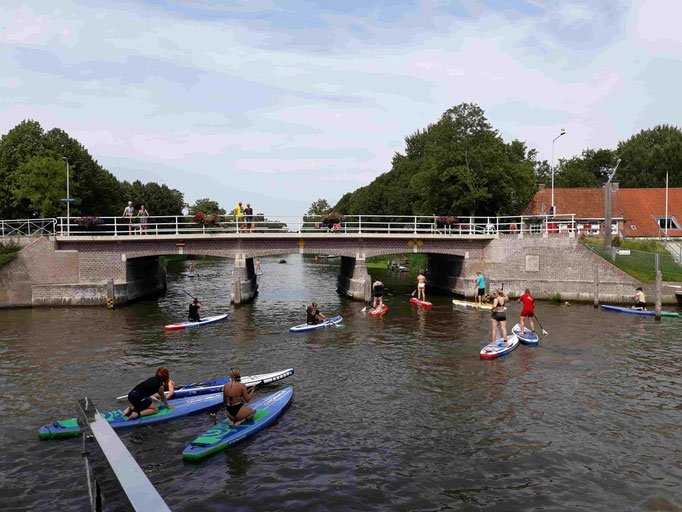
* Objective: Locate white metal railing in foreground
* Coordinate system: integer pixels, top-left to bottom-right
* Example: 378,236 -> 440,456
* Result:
39,213 -> 584,237
0,218 -> 57,237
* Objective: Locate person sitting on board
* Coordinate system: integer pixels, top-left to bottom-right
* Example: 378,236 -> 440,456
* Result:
123,367 -> 175,420
491,289 -> 509,346
517,288 -> 536,335
188,298 -> 201,322
417,273 -> 427,301
632,287 -> 647,310
372,280 -> 385,311
306,302 -> 328,325
223,368 -> 258,427
475,271 -> 486,306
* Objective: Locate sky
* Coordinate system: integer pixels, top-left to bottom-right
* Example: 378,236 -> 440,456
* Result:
1,0 -> 681,214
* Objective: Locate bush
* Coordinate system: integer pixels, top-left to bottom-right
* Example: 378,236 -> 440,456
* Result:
550,293 -> 562,303
0,242 -> 21,270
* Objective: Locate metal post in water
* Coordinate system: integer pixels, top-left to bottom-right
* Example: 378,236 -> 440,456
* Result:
655,270 -> 662,321
593,267 -> 599,308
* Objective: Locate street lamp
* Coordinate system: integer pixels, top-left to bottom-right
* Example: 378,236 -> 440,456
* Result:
62,156 -> 70,235
551,128 -> 566,215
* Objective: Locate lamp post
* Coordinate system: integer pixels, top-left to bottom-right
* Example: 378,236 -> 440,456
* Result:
604,159 -> 621,249
62,156 -> 69,235
551,129 -> 566,215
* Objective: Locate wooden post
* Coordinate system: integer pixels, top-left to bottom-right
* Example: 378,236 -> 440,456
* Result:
593,267 -> 599,308
655,270 -> 662,321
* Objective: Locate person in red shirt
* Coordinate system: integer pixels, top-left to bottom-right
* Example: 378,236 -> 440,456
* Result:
517,288 -> 536,335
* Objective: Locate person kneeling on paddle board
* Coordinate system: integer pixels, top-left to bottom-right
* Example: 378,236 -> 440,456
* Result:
306,302 -> 327,325
188,298 -> 201,322
417,273 -> 427,301
632,287 -> 647,310
223,368 -> 257,427
123,367 -> 175,420
372,280 -> 385,311
491,289 -> 509,346
517,288 -> 536,335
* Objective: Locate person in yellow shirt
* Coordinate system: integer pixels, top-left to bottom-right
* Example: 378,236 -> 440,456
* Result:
235,202 -> 244,230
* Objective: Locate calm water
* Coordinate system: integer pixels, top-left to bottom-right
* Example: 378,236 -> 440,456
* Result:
0,255 -> 681,511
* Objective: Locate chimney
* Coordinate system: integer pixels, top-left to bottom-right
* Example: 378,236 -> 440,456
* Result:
537,183 -> 546,192
611,180 -> 620,191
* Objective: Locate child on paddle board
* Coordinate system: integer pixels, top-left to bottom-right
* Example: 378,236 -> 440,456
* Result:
305,302 -> 328,325
417,274 -> 427,301
372,280 -> 385,311
123,367 -> 175,420
223,368 -> 257,427
491,289 -> 509,346
475,271 -> 486,306
517,288 -> 536,335
188,298 -> 201,322
632,287 -> 646,310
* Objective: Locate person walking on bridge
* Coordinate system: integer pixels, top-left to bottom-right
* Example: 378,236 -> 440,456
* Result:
122,201 -> 135,234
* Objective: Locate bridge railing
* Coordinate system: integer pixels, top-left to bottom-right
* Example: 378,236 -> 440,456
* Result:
0,218 -> 58,237
38,213 -> 580,236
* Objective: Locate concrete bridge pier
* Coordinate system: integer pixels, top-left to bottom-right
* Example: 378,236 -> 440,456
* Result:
231,254 -> 258,304
426,253 -> 473,297
337,255 -> 371,301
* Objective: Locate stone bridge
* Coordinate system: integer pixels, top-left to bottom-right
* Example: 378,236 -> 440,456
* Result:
2,230 -> 673,307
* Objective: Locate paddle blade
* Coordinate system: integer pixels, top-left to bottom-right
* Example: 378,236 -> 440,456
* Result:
541,328 -> 549,335
360,306 -> 367,313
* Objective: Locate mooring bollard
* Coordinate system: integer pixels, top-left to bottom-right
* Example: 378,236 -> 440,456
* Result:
655,270 -> 662,321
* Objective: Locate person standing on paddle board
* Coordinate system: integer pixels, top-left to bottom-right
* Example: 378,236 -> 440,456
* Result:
189,261 -> 196,275
256,259 -> 261,272
223,368 -> 257,427
123,367 -> 175,420
517,288 -> 536,335
188,298 -> 201,322
475,272 -> 486,306
632,287 -> 647,310
305,302 -> 328,325
372,280 -> 385,311
491,289 -> 509,346
417,273 -> 427,301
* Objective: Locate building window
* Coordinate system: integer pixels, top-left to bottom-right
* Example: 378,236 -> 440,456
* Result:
654,216 -> 680,230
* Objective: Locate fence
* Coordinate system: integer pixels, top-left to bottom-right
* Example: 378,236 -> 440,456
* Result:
585,243 -> 682,283
0,218 -> 57,237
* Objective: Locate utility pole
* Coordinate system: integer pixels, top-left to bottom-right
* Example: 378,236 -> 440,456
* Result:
604,159 -> 621,248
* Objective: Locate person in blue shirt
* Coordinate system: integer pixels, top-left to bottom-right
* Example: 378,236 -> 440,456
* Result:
475,271 -> 486,306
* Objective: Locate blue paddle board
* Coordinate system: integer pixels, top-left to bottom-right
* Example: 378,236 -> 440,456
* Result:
600,305 -> 678,317
512,323 -> 539,345
165,313 -> 229,330
480,334 -> 519,359
182,387 -> 293,461
289,315 -> 342,332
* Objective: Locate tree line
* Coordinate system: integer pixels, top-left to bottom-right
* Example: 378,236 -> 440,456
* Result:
330,103 -> 682,217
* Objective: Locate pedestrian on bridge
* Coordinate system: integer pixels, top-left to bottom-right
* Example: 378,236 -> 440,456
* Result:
122,201 -> 135,234
137,205 -> 149,234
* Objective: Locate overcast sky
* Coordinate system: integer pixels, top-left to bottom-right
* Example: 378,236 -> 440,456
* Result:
1,0 -> 680,214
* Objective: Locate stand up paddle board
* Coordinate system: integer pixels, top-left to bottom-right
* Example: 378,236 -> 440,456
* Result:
188,273 -> 196,277
39,393 -> 225,439
369,304 -> 388,316
512,323 -> 539,345
164,313 -> 229,330
115,368 -> 294,401
480,334 -> 519,359
600,305 -> 679,317
289,316 -> 342,332
410,298 -> 433,308
452,299 -> 494,310
182,387 -> 293,461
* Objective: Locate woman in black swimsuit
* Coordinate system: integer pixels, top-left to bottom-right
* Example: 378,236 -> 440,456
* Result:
122,367 -> 175,420
223,368 -> 258,426
491,289 -> 509,346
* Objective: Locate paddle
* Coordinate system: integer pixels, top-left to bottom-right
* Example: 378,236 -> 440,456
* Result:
361,293 -> 374,313
209,381 -> 264,425
410,289 -> 417,297
533,313 -> 549,336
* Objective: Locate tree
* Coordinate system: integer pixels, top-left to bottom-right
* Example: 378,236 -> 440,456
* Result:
307,199 -> 331,216
554,149 -> 616,188
12,156 -> 67,217
616,125 -> 682,188
187,198 -> 226,216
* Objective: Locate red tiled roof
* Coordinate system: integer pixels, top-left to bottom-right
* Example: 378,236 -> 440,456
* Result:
523,187 -> 682,237
522,188 -> 623,218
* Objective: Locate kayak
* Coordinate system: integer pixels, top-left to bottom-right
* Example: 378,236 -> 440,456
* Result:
290,316 -> 343,332
480,334 -> 519,359
164,313 -> 229,330
39,393 -> 225,439
452,299 -> 494,310
182,387 -> 293,461
512,323 -> 539,345
600,305 -> 679,317
369,304 -> 388,316
115,368 -> 295,400
410,298 -> 433,308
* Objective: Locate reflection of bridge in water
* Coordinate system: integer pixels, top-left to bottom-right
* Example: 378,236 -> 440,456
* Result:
2,213 -> 659,307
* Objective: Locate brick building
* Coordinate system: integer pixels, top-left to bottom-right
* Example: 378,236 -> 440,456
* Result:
523,183 -> 682,238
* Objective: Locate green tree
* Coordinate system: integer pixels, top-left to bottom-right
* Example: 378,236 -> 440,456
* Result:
616,125 -> 682,187
12,156 -> 67,217
188,198 -> 226,216
554,148 -> 616,188
307,199 -> 331,216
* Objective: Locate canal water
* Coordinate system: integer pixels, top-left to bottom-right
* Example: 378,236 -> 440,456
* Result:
0,254 -> 680,511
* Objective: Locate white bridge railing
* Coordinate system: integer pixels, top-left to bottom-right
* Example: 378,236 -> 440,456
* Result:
0,214 -> 593,238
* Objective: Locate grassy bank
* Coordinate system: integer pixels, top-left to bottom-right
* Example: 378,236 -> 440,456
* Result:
0,243 -> 21,270
366,253 -> 428,270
